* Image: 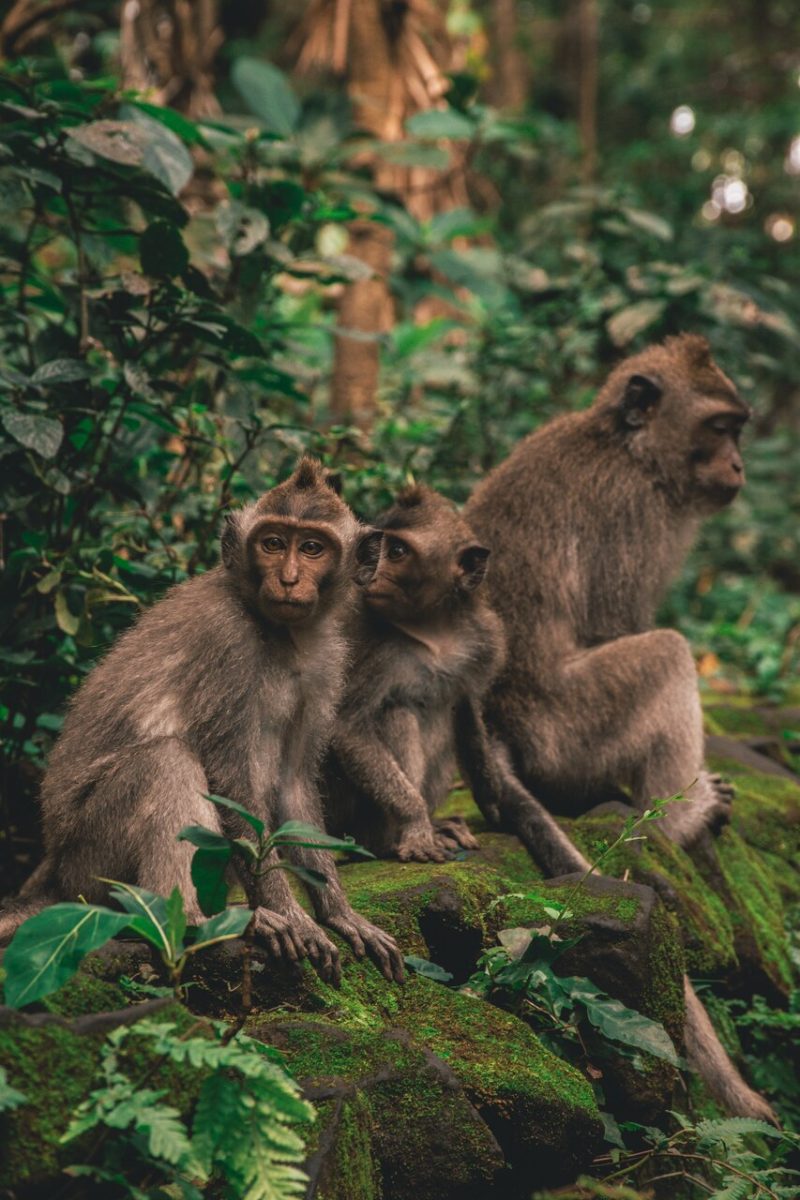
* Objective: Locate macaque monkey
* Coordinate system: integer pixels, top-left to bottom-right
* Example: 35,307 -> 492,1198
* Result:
465,333 -> 749,848
323,485 -> 589,876
0,458 -> 403,985
465,334 -> 776,1122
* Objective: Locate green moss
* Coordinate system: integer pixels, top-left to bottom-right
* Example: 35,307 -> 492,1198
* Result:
42,970 -> 125,1017
709,753 -> 800,869
703,705 -> 771,739
310,1093 -> 383,1200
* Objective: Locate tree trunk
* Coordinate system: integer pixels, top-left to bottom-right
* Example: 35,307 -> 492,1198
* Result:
486,0 -> 529,111
577,0 -> 598,183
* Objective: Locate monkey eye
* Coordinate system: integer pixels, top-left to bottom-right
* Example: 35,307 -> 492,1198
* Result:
261,535 -> 285,553
386,540 -> 408,562
300,540 -> 325,557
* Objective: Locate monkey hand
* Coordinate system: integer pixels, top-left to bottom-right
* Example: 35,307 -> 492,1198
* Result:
433,816 -> 480,852
324,909 -> 405,984
252,905 -> 342,987
395,822 -> 450,863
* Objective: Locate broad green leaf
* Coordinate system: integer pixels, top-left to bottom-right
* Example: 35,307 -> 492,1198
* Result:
120,105 -> 194,196
126,100 -> 211,148
2,410 -> 63,458
406,108 -> 474,140
277,862 -> 329,889
404,955 -> 453,983
67,120 -> 147,166
189,907 -> 251,952
571,980 -> 683,1066
165,887 -> 187,955
205,793 -> 265,837
231,58 -> 300,137
621,206 -> 673,241
2,904 -> 131,1008
370,140 -> 450,169
268,820 -> 374,857
36,568 -> 62,594
31,359 -> 91,385
106,882 -> 171,955
178,824 -> 237,851
189,846 -> 233,918
497,928 -> 532,960
140,219 -> 189,278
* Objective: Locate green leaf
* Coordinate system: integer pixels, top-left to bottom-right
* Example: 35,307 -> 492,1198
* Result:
165,887 -> 187,955
54,590 -> 80,636
406,108 -> 475,140
105,882 -> 171,955
268,820 -> 374,857
205,793 -> 265,837
696,1116 -> 785,1143
67,120 -> 147,166
120,104 -> 195,195
31,359 -> 91,385
277,863 -> 329,889
36,568 -> 62,594
231,58 -> 300,137
606,299 -> 666,347
621,206 -> 673,241
2,904 -> 131,1008
404,955 -> 453,983
190,907 -> 251,952
140,219 -> 189,278
216,201 -> 270,256
189,845 -> 233,918
0,1066 -> 27,1112
126,100 -> 211,148
2,410 -> 63,458
570,980 -> 683,1066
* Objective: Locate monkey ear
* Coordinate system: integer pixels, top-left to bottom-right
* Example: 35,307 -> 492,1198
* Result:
354,528 -> 383,584
620,374 -> 662,428
221,513 -> 241,569
457,544 -> 490,591
323,469 -> 343,496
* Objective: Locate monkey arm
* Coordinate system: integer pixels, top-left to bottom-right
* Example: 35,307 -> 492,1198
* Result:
453,698 -> 590,877
328,728 -> 449,863
278,778 -> 405,983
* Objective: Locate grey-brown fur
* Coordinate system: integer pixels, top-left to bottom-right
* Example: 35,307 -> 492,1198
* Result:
465,333 -> 748,843
324,486 -> 593,875
0,457 -> 403,985
465,336 -> 775,1121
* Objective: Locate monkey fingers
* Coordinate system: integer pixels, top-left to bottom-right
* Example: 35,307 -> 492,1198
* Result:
396,824 -> 449,863
251,907 -> 306,963
708,772 -> 736,802
326,912 -> 405,984
432,816 -> 480,851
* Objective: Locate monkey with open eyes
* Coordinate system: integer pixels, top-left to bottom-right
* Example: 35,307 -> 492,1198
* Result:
0,457 -> 404,985
327,477 -> 775,1123
464,333 -> 748,850
464,334 -> 777,1121
322,485 -> 589,876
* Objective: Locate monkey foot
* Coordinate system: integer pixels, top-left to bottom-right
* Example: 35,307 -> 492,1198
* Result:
708,771 -> 736,803
252,906 -> 341,987
396,823 -> 450,864
433,816 -> 480,853
324,910 -> 405,984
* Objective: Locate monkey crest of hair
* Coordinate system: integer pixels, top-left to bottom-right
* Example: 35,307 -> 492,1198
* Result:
0,456 -> 404,986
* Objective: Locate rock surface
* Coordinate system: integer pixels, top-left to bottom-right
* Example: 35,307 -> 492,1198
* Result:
1,695 -> 798,1198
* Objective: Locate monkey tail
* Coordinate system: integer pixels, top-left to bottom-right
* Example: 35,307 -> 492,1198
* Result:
683,976 -> 779,1125
0,860 -> 55,947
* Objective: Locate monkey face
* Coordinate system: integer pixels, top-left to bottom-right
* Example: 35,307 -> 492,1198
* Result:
248,520 -> 342,625
363,532 -> 489,622
686,405 -> 748,510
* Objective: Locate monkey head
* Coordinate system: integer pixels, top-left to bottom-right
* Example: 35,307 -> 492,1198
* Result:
598,334 -> 751,512
221,456 -> 365,626
361,485 -> 490,623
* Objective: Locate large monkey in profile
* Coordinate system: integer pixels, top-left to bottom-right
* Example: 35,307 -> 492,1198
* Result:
0,458 -> 403,985
465,333 -> 748,848
464,334 -> 777,1120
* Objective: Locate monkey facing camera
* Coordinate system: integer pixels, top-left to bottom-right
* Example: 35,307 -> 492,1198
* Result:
0,457 -> 404,986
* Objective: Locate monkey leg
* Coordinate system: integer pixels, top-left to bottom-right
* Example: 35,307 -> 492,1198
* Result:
508,630 -> 731,849
431,816 -> 480,853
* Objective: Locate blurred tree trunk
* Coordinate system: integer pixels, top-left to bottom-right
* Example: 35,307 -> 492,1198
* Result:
577,0 -> 598,182
120,0 -> 223,117
485,0 -> 529,111
295,0 -> 452,426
